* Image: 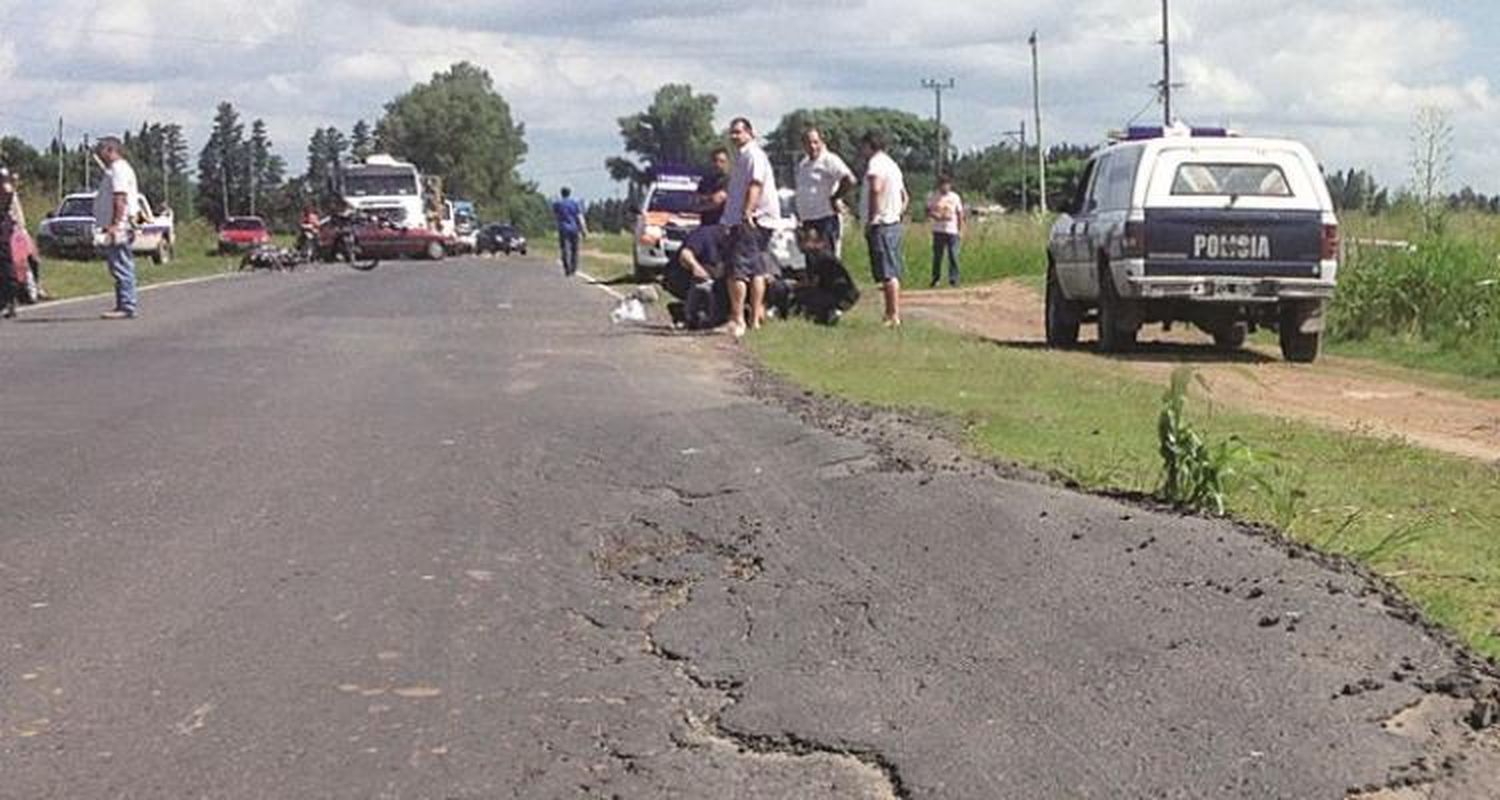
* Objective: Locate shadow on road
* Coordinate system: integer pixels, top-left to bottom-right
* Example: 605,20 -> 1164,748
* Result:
983,337 -> 1277,366
589,275 -> 643,288
12,315 -> 107,325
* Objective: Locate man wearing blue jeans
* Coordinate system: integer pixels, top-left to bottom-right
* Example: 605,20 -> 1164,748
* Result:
94,137 -> 139,320
552,187 -> 587,277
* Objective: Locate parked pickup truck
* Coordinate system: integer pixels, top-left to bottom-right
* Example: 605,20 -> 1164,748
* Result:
1045,125 -> 1339,363
36,192 -> 176,264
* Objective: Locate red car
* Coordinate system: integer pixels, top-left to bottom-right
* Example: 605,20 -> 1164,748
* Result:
218,217 -> 271,253
317,217 -> 449,262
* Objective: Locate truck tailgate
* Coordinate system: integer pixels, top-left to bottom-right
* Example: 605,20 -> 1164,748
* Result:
1144,209 -> 1323,278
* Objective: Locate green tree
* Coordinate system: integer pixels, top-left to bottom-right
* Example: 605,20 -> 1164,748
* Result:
374,61 -> 529,214
767,107 -> 945,185
196,102 -> 248,222
606,84 -> 719,190
123,122 -> 192,214
247,119 -> 286,217
304,126 -> 348,209
350,119 -> 374,161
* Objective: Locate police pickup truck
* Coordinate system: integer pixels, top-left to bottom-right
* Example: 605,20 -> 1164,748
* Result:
1045,125 -> 1338,363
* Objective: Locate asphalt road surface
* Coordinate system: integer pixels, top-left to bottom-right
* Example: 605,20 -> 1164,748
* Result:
1,256 -> 1495,799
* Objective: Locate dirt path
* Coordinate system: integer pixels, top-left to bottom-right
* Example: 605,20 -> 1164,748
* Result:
907,282 -> 1500,463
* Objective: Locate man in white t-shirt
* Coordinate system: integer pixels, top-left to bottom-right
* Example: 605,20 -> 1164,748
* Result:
720,117 -> 780,338
926,174 -> 965,287
795,127 -> 855,256
93,136 -> 140,320
860,131 -> 909,327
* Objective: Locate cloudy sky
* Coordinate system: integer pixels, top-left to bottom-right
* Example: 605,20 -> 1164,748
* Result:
0,0 -> 1493,202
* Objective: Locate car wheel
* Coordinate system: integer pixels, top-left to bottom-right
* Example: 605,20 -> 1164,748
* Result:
1096,263 -> 1137,354
1044,263 -> 1082,347
1279,304 -> 1322,363
426,240 -> 446,261
1212,322 -> 1248,352
152,239 -> 173,265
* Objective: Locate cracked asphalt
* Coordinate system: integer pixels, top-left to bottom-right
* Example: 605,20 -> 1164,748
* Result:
0,256 -> 1496,799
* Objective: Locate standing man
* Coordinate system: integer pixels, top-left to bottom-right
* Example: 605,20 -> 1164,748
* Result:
721,117 -> 780,339
795,127 -> 856,257
861,131 -> 908,327
552,187 -> 588,277
94,137 -> 139,320
697,148 -> 731,226
926,174 -> 965,287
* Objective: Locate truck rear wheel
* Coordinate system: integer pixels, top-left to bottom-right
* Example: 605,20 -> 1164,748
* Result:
1096,265 -> 1137,354
1279,303 -> 1322,363
1045,264 -> 1082,347
152,240 -> 173,265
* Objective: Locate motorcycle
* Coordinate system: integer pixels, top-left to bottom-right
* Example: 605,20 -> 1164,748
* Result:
319,211 -> 382,272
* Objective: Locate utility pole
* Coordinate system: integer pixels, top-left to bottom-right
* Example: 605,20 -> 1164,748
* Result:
82,135 -> 91,188
1029,31 -> 1047,213
1001,122 -> 1027,214
921,77 -> 956,179
162,139 -> 170,210
1157,0 -> 1177,126
55,117 -> 64,203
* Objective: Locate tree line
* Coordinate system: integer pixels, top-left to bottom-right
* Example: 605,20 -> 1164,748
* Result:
0,62 -> 553,233
596,84 -> 1499,234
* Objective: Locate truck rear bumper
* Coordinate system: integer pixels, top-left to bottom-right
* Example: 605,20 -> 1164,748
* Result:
1126,275 -> 1335,303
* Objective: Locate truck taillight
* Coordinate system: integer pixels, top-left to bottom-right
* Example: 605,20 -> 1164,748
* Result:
1122,221 -> 1146,259
1321,224 -> 1340,261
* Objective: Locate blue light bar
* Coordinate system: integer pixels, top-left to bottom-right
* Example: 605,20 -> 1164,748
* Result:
1119,125 -> 1233,141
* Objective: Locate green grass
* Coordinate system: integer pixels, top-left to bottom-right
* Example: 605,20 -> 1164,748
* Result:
841,216 -> 1048,288
38,219 -> 241,301
590,232 -> 636,258
752,312 -> 1500,659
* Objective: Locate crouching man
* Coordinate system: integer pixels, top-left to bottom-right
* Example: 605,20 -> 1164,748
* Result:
793,228 -> 860,325
664,224 -> 730,331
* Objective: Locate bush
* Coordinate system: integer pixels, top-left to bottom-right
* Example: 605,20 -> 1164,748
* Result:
1331,236 -> 1500,342
1157,369 -> 1253,516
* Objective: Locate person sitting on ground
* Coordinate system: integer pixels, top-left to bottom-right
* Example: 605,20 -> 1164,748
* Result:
792,227 -> 860,325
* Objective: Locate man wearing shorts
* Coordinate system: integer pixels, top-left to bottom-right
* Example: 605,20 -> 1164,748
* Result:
721,117 -> 780,339
795,127 -> 855,257
861,131 -> 908,327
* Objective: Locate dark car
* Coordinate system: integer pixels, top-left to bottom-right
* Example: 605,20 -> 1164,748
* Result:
477,223 -> 527,256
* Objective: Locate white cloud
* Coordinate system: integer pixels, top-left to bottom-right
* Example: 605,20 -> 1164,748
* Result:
0,0 -> 1492,197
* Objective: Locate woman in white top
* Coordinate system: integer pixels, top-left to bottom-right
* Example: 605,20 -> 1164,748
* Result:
926,174 -> 965,288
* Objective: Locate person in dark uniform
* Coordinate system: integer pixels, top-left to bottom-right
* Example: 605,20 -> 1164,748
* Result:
697,148 -> 730,226
664,224 -> 730,331
792,227 -> 860,325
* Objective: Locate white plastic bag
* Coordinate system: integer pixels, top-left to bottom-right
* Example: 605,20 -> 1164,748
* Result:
610,297 -> 647,324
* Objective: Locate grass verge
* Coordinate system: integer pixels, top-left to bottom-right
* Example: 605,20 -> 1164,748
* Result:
38,220 -> 241,301
751,311 -> 1500,660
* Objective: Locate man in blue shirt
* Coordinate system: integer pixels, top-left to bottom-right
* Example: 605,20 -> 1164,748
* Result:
552,187 -> 588,277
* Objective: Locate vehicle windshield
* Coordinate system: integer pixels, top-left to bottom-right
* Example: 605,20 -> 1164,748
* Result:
343,173 -> 419,197
493,225 -> 516,236
648,188 -> 702,215
58,197 -> 93,217
1172,163 -> 1292,197
224,218 -> 265,231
